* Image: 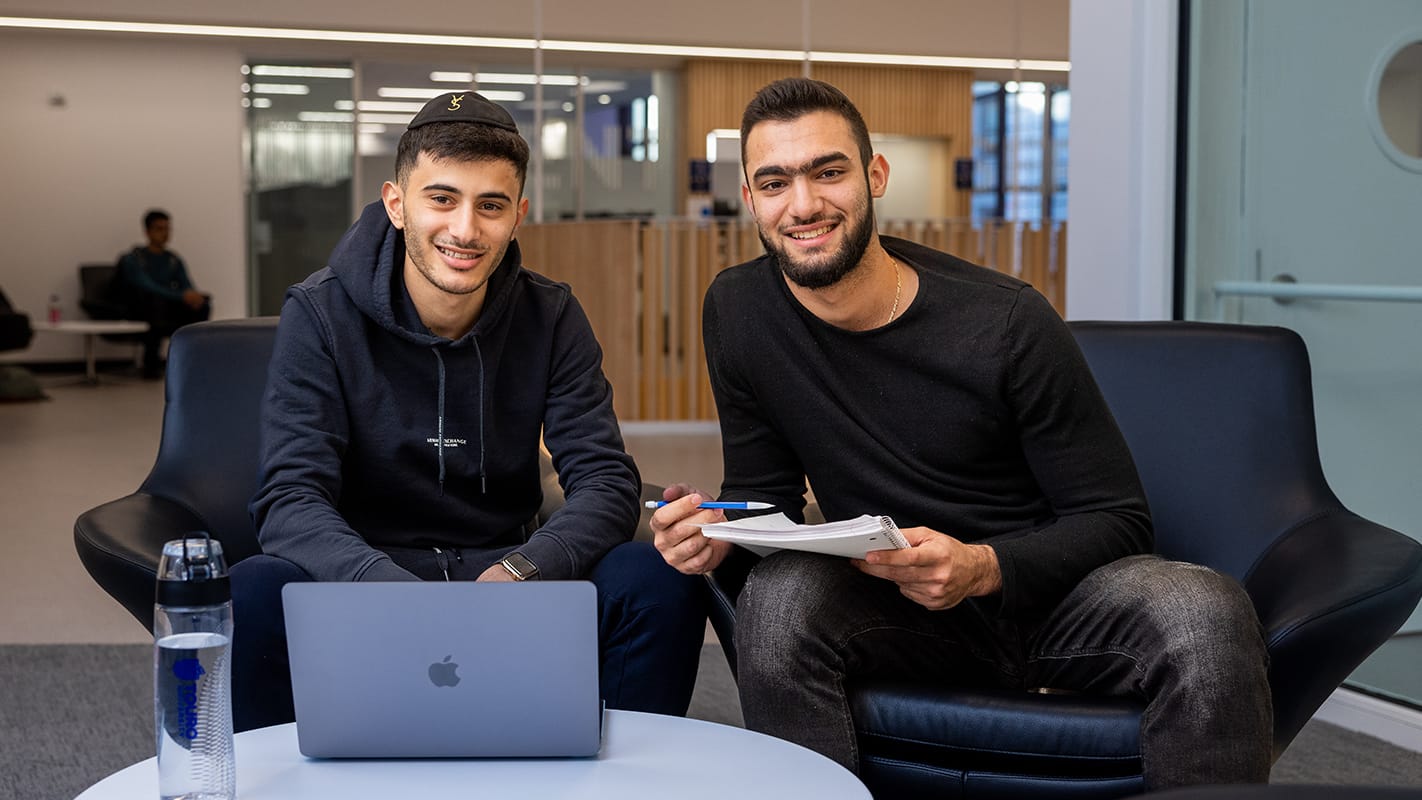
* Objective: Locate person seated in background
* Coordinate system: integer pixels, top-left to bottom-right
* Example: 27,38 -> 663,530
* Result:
230,91 -> 707,732
115,209 -> 211,378
649,77 -> 1272,790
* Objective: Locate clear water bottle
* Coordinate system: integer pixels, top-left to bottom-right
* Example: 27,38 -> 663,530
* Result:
154,535 -> 235,800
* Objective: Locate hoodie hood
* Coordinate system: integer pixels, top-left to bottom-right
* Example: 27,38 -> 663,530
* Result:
327,200 -> 524,348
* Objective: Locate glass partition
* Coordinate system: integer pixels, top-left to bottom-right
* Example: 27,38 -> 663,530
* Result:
243,62 -> 355,315
1181,0 -> 1422,708
351,62 -> 677,223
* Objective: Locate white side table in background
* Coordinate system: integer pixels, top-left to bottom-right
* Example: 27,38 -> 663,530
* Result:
34,320 -> 149,384
76,710 -> 871,799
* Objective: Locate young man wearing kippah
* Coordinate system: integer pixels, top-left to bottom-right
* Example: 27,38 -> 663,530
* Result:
231,92 -> 706,731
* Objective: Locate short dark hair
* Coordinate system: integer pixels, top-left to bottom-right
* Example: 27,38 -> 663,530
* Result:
394,122 -> 531,193
739,78 -> 873,169
143,209 -> 170,229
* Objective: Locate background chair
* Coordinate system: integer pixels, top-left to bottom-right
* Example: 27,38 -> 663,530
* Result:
74,316 -> 660,631
78,264 -> 127,323
705,320 -> 1422,799
77,262 -> 146,358
75,317 -> 277,629
0,286 -> 33,352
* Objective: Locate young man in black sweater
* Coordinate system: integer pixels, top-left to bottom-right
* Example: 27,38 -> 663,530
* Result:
650,78 -> 1271,789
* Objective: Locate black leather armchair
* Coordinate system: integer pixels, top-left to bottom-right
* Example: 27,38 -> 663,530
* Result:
705,321 -> 1422,799
75,317 -> 278,629
75,316 -> 660,631
0,287 -> 33,352
78,263 -> 146,350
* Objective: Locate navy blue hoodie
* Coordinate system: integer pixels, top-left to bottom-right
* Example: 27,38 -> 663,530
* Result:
250,201 -> 640,581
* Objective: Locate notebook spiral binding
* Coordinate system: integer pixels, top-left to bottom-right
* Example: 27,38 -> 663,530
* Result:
878,516 -> 910,548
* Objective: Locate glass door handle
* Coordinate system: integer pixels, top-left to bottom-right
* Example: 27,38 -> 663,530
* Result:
1214,279 -> 1422,304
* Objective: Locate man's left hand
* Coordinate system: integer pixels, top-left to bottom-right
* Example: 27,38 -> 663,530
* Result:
476,564 -> 516,582
853,527 -> 1002,610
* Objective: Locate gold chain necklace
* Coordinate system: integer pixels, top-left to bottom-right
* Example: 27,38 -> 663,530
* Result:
885,258 -> 902,325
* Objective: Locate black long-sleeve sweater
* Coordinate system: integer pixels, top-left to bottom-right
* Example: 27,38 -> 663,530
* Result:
703,236 -> 1153,621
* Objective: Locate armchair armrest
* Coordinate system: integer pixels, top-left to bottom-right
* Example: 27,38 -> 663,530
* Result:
79,297 -> 130,321
701,500 -> 818,680
1243,509 -> 1422,753
704,546 -> 762,680
74,492 -> 210,631
635,483 -> 666,544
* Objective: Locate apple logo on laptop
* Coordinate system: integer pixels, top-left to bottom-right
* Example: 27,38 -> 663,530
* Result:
428,655 -> 461,688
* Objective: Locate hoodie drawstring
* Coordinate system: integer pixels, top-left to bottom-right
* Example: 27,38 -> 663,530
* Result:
472,337 -> 487,494
431,342 -> 486,496
431,347 -> 447,495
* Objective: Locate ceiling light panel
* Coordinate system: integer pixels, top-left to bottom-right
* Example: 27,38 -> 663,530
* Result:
251,65 -> 354,78
475,72 -> 580,86
251,83 -> 310,95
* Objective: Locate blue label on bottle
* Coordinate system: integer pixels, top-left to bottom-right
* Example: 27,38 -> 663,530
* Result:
175,668 -> 201,740
172,657 -> 206,682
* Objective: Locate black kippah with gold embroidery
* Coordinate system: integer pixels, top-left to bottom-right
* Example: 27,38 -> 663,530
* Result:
406,91 -> 519,133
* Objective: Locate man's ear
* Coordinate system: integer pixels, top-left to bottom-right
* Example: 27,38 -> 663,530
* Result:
867,153 -> 890,200
741,181 -> 754,214
380,181 -> 405,229
513,196 -> 530,233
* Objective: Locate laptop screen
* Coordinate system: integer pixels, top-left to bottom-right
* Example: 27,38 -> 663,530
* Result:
282,581 -> 602,758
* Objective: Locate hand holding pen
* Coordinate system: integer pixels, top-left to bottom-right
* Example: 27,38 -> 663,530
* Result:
646,484 -> 741,576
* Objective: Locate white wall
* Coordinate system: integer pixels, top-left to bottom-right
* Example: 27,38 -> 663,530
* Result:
1065,0 -> 1176,321
0,31 -> 246,363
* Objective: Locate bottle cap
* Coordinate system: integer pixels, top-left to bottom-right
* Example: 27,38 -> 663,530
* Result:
156,534 -> 231,607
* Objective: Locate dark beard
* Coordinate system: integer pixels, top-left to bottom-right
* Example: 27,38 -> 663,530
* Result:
760,205 -> 875,291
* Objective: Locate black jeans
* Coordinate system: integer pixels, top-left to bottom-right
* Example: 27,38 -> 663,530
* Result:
734,552 -> 1273,789
130,294 -> 210,370
228,541 -> 707,732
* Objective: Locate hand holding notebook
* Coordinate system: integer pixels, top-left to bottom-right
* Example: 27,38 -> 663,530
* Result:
699,513 -> 909,559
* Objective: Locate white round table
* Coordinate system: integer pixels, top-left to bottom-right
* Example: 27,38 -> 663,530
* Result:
34,320 -> 149,383
75,710 -> 870,799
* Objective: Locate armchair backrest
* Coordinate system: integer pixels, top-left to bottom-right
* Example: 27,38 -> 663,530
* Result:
140,317 -> 279,565
79,263 -> 125,319
1068,321 -> 1342,583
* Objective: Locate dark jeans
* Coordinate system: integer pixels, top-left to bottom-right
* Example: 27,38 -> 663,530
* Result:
229,541 -> 707,732
129,294 -> 210,370
734,552 -> 1273,790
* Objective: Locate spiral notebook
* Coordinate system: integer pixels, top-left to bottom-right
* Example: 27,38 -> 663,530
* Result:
700,513 -> 909,558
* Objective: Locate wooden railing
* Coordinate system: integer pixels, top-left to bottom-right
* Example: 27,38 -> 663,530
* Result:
519,218 -> 1067,421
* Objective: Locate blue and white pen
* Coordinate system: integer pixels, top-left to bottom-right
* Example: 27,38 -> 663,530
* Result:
644,500 -> 775,510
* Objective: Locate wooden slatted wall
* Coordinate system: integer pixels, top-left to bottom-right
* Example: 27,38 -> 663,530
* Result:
520,218 -> 1063,421
515,220 -> 641,420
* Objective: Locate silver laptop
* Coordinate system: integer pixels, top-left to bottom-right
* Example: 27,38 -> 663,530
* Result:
281,581 -> 602,758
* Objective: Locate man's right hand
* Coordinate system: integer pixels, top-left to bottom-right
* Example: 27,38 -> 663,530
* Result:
182,289 -> 207,310
650,483 -> 734,575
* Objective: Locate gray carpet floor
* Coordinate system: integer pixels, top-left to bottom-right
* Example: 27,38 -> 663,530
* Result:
2,644 -> 1420,800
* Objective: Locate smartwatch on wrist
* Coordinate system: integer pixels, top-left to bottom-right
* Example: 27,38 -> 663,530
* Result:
498,552 -> 539,581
